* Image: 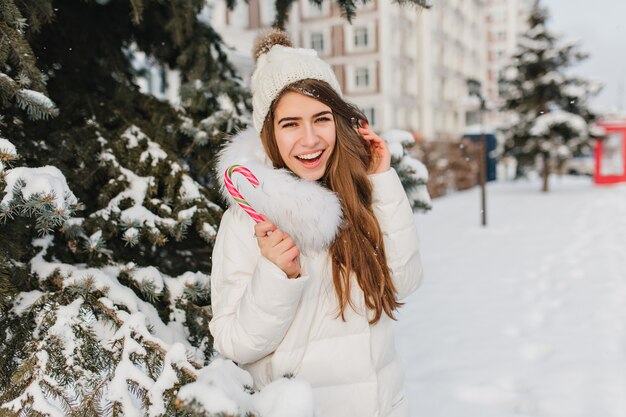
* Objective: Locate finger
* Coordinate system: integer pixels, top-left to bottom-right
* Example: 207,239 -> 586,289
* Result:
254,221 -> 276,238
359,132 -> 383,143
265,228 -> 284,246
274,235 -> 296,254
277,246 -> 300,266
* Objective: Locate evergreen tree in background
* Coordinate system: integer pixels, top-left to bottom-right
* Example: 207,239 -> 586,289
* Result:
0,0 -> 430,415
499,0 -> 600,192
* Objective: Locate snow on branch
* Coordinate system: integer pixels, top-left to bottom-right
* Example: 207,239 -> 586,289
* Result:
0,137 -> 18,172
540,71 -> 564,85
1,166 -> 77,209
383,129 -> 432,212
121,125 -> 169,167
178,358 -> 317,417
0,166 -> 80,234
518,37 -> 550,51
95,125 -> 222,247
9,238 -> 317,416
15,89 -> 59,120
529,110 -> 588,137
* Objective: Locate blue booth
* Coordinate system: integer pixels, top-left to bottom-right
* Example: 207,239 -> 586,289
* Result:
463,132 -> 497,182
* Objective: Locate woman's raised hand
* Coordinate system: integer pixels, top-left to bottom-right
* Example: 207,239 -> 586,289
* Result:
255,220 -> 301,279
358,120 -> 391,174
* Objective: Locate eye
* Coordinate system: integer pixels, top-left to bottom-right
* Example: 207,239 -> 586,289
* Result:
315,116 -> 332,123
281,122 -> 298,128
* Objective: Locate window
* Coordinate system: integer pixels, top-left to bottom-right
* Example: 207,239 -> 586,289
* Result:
601,133 -> 624,176
355,67 -> 370,88
311,32 -> 324,53
354,27 -> 369,48
345,23 -> 376,53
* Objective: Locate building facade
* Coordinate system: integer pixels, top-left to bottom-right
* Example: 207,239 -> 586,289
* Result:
417,0 -> 487,139
484,0 -> 533,125
157,1 -> 500,141
210,0 -> 423,133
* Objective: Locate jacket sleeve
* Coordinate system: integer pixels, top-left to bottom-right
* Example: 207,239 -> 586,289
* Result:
369,168 -> 424,300
208,208 -> 309,365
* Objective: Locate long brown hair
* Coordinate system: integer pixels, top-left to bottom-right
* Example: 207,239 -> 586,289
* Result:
260,79 -> 402,324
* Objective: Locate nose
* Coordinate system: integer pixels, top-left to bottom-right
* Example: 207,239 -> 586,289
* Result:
301,123 -> 320,148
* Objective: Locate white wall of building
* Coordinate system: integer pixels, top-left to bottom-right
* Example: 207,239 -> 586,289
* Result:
485,0 -> 533,127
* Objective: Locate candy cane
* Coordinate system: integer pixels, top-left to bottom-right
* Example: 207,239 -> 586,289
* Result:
224,164 -> 264,223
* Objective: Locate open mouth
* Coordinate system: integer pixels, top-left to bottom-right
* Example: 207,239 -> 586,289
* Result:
295,150 -> 324,164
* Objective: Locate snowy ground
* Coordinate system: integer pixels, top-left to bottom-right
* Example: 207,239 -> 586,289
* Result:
396,176 -> 626,417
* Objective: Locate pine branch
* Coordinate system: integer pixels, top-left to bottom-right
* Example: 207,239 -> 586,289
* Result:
94,299 -> 201,379
15,89 -> 59,120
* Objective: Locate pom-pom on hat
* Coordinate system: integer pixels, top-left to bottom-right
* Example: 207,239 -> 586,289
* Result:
250,28 -> 343,134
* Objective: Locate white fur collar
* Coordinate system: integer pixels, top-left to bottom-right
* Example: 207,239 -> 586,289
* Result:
216,128 -> 343,254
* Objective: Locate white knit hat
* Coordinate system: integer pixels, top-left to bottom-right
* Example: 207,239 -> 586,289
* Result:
250,31 -> 343,134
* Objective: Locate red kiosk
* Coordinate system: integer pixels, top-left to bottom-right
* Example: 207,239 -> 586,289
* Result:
594,120 -> 626,184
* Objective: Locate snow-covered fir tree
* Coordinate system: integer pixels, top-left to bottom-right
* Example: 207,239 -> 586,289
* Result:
385,130 -> 432,212
0,0 -> 430,416
0,0 -> 251,414
499,0 -> 600,192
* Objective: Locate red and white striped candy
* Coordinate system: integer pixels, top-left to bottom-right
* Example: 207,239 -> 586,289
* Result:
224,164 -> 264,223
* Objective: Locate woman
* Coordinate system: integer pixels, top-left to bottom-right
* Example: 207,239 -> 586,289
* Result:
210,30 -> 423,417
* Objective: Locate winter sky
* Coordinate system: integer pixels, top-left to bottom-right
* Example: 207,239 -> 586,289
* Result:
545,0 -> 626,112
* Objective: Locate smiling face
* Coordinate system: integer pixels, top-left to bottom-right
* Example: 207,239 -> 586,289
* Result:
272,91 -> 337,181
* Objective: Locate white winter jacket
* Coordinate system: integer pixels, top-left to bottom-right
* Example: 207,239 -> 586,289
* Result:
209,129 -> 423,417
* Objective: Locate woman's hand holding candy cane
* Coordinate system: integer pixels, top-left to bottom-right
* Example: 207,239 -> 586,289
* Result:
255,220 -> 301,279
224,164 -> 301,279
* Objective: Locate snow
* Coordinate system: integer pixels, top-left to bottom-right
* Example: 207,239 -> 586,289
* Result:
46,298 -> 83,365
147,343 -> 187,417
562,84 -> 587,98
530,110 -> 588,137
520,52 -> 539,64
11,290 -> 44,315
397,177 -> 626,417
401,155 -> 429,182
87,230 -> 103,250
518,37 -> 550,51
140,141 -> 169,166
177,357 -> 255,415
526,23 -> 546,39
16,89 -> 58,115
93,164 -> 176,228
177,205 -> 197,221
179,174 -> 202,201
163,271 -> 210,312
29,237 -> 202,354
1,166 -> 78,210
1,351 -> 66,417
253,377 -> 316,417
124,227 -> 139,241
383,129 -> 414,159
541,71 -> 564,85
177,357 -> 317,417
121,125 -> 149,148
131,266 -> 165,293
0,138 -> 18,168
201,222 -> 217,240
502,66 -> 518,81
170,162 -> 182,175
